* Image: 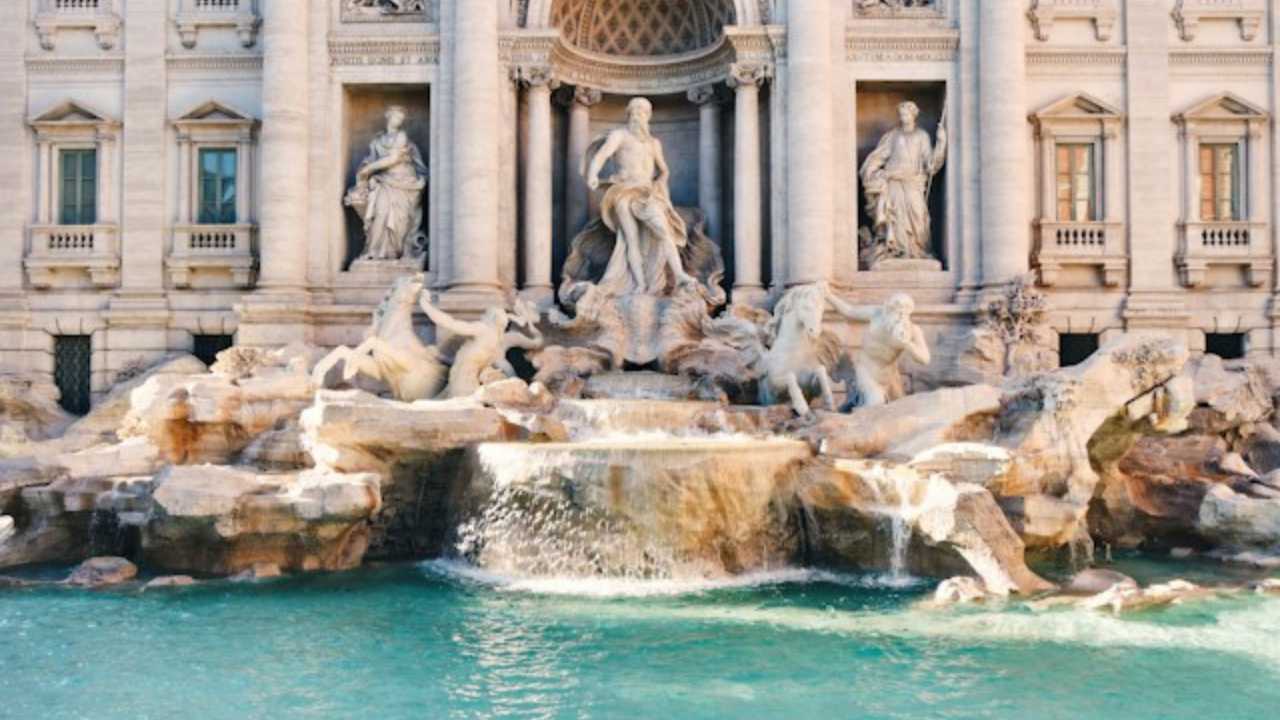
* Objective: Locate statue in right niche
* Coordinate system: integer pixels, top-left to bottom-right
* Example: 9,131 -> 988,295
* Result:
859,100 -> 947,266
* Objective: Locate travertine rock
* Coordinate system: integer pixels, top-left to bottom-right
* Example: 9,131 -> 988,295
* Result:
460,438 -> 812,578
301,390 -> 512,474
928,576 -> 993,606
1063,568 -> 1138,596
66,556 -> 137,587
806,385 -> 1003,460
1198,484 -> 1280,548
1081,579 -> 1213,614
141,465 -> 381,576
144,575 -> 197,590
797,459 -> 1052,595
0,373 -> 71,447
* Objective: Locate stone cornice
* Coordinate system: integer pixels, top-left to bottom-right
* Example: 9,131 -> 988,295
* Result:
1026,47 -> 1126,67
1169,48 -> 1272,68
846,32 -> 959,63
549,35 -> 737,96
328,36 -> 441,67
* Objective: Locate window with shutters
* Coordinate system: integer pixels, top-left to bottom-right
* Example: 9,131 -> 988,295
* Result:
1055,143 -> 1096,222
59,148 -> 97,225
1198,143 -> 1241,222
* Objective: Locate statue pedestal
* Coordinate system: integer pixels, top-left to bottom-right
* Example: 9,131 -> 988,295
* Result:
344,257 -> 425,283
870,258 -> 943,273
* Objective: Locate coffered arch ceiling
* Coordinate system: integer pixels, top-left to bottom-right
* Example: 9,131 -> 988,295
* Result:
549,0 -> 738,56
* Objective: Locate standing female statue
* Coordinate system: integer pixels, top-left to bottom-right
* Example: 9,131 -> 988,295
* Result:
345,105 -> 428,262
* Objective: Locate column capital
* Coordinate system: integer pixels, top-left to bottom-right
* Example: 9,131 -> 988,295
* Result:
517,64 -> 560,90
728,63 -> 772,89
572,85 -> 603,107
687,84 -> 721,106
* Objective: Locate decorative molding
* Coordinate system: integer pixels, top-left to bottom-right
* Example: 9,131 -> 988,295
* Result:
25,55 -> 125,75
1026,47 -> 1125,69
176,0 -> 261,50
1027,0 -> 1118,42
846,33 -> 958,63
727,62 -> 771,88
1172,0 -> 1264,42
1169,49 -> 1271,68
167,54 -> 264,73
328,37 -> 441,67
549,35 -> 737,96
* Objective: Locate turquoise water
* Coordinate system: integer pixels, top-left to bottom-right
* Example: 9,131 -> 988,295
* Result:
3,560 -> 1279,720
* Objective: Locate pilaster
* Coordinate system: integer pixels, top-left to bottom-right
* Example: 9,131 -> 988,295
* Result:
978,0 -> 1030,290
785,0 -> 834,286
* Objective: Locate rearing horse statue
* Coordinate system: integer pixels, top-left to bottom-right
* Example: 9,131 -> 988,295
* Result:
757,283 -> 842,416
312,273 -> 448,402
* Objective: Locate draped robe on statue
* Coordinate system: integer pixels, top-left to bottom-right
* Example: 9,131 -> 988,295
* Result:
860,127 -> 945,261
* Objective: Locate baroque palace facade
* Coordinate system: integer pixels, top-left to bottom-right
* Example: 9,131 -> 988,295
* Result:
2,0 -> 1280,410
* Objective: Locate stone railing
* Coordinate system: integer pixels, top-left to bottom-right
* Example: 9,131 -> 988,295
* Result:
25,224 -> 121,289
1032,220 -> 1126,286
1176,220 -> 1270,287
168,224 -> 257,289
1027,0 -> 1119,42
35,0 -> 121,50
176,0 -> 260,49
1173,0 -> 1264,42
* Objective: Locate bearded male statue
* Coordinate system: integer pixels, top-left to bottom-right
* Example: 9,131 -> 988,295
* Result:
860,100 -> 947,265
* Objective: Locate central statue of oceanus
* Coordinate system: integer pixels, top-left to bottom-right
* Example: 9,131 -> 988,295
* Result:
559,97 -> 725,308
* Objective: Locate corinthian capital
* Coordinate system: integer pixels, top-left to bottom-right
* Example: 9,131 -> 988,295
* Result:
687,84 -> 720,106
573,86 -> 603,107
727,63 -> 771,89
518,65 -> 560,90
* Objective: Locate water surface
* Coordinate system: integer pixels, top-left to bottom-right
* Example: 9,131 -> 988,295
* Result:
2,561 -> 1278,719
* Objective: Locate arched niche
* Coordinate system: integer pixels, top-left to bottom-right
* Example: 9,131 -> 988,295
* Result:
521,0 -> 768,31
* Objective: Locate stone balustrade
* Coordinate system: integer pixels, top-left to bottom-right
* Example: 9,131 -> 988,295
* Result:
25,223 -> 121,289
1033,220 -> 1126,287
35,0 -> 120,50
176,0 -> 260,49
168,223 -> 257,289
1176,220 -> 1271,288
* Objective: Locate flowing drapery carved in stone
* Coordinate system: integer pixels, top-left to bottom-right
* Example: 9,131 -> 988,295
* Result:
344,106 -> 428,263
859,100 -> 947,266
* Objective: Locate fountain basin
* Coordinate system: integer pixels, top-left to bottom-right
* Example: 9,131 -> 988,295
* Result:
461,437 -> 813,578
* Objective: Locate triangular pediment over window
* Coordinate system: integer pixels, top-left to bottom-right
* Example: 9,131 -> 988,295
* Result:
175,100 -> 256,123
1176,92 -> 1268,123
30,99 -> 117,127
1032,92 -> 1122,122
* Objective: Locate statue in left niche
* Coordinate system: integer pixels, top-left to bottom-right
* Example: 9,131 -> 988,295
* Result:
313,274 -> 544,402
345,105 -> 428,263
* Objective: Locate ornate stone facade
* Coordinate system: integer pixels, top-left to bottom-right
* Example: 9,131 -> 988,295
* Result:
5,0 -> 1280,408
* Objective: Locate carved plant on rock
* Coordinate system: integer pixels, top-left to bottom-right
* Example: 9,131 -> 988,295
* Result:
980,274 -> 1051,376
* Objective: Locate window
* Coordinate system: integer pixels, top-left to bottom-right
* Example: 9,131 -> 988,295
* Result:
1058,333 -> 1099,368
1055,143 -> 1096,222
192,334 -> 234,367
198,148 -> 237,224
54,335 -> 92,416
1199,143 -> 1241,222
1205,333 -> 1245,361
59,148 -> 97,225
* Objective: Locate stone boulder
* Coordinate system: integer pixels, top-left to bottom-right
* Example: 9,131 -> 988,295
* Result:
796,458 -> 1053,595
991,336 -> 1192,550
1197,484 -> 1280,548
123,347 -> 318,466
803,385 -> 1004,460
0,373 -> 71,448
301,390 -> 514,474
1186,354 -> 1276,434
1063,568 -> 1138,596
66,556 -> 137,588
138,465 -> 381,576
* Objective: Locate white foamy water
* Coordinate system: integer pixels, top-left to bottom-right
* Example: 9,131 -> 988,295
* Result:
531,586 -> 1280,669
422,559 -> 925,598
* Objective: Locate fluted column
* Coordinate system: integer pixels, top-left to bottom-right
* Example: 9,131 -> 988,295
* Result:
786,0 -> 834,286
448,0 -> 501,297
978,0 -> 1029,288
565,86 -> 602,240
257,0 -> 310,291
520,66 -> 558,307
729,64 -> 768,305
688,84 -> 722,240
